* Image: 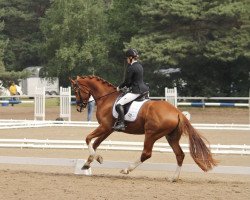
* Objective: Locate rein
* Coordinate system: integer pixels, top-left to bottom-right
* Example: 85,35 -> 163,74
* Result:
93,90 -> 117,102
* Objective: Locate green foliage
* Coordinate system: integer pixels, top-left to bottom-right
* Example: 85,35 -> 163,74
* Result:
106,0 -> 146,84
0,70 -> 29,85
0,0 -> 249,96
40,0 -> 113,86
0,8 -> 7,70
0,0 -> 50,71
126,0 -> 250,96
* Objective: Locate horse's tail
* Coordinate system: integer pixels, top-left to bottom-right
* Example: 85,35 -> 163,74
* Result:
179,113 -> 218,171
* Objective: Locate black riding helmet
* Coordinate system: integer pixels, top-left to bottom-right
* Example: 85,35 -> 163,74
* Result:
125,48 -> 139,58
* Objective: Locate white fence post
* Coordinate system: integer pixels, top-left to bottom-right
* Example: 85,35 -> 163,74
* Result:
34,87 -> 45,121
248,88 -> 250,124
165,87 -> 177,107
60,87 -> 71,121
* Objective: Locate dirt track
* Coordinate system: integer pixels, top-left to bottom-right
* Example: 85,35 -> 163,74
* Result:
0,170 -> 249,200
0,106 -> 249,200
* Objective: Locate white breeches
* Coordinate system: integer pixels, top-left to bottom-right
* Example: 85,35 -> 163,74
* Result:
117,93 -> 140,105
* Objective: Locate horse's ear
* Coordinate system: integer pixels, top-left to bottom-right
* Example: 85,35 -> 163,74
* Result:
76,75 -> 81,80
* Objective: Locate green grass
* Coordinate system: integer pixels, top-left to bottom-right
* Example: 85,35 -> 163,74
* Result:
45,98 -> 60,107
7,97 -> 60,107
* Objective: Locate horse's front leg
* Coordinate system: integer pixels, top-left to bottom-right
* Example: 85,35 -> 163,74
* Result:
82,127 -> 112,170
82,142 -> 96,170
92,133 -> 113,164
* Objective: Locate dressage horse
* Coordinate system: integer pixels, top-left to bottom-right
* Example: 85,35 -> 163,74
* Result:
70,75 -> 217,181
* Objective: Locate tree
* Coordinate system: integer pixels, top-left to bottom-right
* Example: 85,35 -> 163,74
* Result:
0,0 -> 50,71
0,10 -> 27,86
40,0 -> 113,86
126,0 -> 250,96
107,0 -> 146,84
0,20 -> 7,72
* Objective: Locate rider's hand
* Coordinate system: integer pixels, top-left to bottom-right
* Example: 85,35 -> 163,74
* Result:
116,86 -> 120,92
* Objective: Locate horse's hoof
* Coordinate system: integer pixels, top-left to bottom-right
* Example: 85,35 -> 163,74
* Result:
82,165 -> 90,170
169,177 -> 178,183
120,169 -> 129,175
96,155 -> 103,164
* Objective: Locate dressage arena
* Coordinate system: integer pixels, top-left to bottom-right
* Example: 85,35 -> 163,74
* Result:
0,105 -> 250,200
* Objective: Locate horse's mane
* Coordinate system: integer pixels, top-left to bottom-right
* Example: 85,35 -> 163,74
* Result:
78,75 -> 116,88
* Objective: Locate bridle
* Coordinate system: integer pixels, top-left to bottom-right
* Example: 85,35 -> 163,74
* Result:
73,83 -> 89,112
74,82 -> 117,112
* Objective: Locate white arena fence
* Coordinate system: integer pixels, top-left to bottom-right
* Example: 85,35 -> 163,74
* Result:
164,87 -> 250,108
59,87 -> 71,121
0,139 -> 249,155
1,87 -> 249,109
0,120 -> 249,131
0,87 -> 249,123
165,87 -> 177,107
34,87 -> 45,120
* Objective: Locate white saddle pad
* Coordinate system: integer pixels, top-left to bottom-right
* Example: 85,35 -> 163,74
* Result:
112,99 -> 149,122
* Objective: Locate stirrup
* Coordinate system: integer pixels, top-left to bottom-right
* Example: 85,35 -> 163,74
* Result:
113,123 -> 125,131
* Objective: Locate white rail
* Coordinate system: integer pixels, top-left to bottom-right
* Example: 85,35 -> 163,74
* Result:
0,139 -> 249,155
0,120 -> 249,130
34,87 -> 45,121
59,87 -> 71,121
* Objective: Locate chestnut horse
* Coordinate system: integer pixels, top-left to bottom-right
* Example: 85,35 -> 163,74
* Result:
70,75 -> 217,181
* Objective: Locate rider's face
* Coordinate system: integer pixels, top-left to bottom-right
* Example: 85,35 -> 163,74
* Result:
126,57 -> 132,64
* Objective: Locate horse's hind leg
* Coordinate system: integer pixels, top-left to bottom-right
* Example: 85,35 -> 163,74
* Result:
166,133 -> 185,182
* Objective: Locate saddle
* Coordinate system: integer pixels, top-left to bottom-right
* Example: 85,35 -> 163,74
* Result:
112,92 -> 150,122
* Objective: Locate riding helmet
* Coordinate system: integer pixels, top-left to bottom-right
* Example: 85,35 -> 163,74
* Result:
125,49 -> 139,58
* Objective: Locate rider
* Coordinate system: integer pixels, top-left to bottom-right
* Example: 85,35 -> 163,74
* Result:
113,48 -> 149,131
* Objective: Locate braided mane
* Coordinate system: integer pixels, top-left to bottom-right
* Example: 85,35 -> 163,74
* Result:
79,75 -> 116,88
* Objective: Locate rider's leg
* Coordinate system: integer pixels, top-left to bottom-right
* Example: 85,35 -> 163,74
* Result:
113,104 -> 125,131
113,93 -> 140,131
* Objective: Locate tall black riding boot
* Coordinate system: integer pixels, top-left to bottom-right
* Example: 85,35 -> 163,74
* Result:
113,104 -> 125,131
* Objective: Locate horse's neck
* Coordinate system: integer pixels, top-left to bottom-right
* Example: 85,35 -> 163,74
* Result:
95,92 -> 118,115
87,82 -> 117,109
89,82 -> 115,100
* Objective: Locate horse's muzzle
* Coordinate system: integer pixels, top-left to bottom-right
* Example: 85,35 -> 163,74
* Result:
76,103 -> 87,112
76,107 -> 82,112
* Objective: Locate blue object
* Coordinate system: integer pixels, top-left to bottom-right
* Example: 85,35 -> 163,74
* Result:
219,103 -> 235,107
1,103 -> 9,106
191,102 -> 204,107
